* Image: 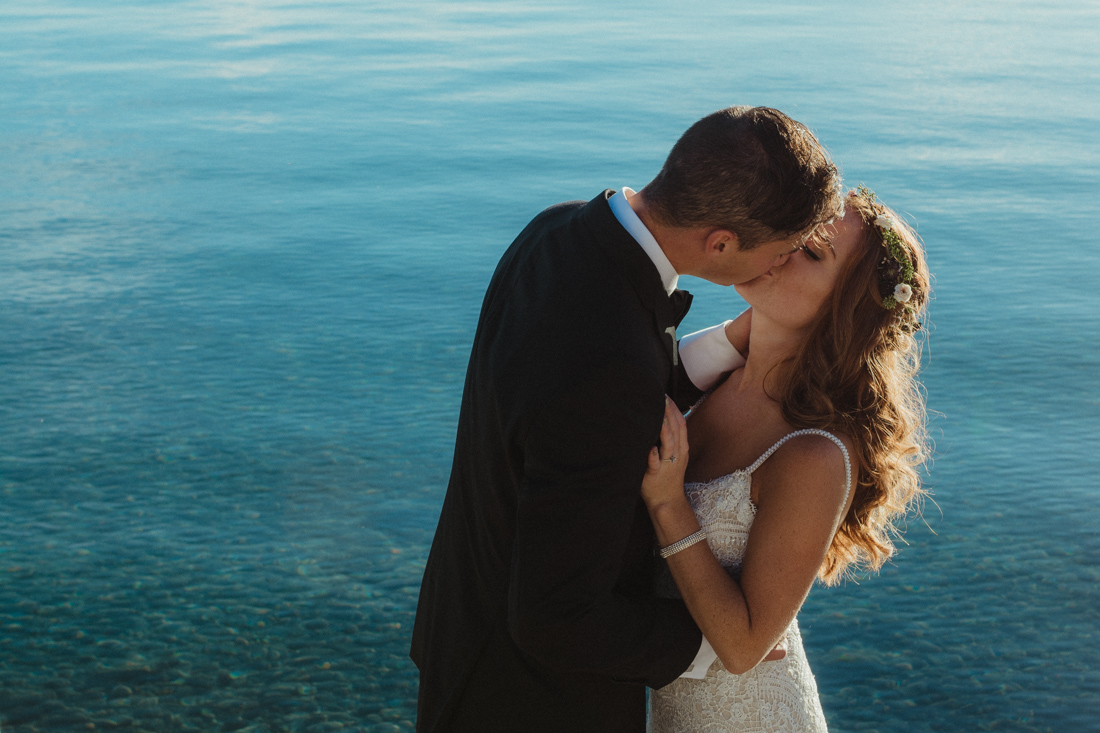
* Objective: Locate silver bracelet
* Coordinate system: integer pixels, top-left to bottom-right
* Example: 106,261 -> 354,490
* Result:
658,529 -> 707,559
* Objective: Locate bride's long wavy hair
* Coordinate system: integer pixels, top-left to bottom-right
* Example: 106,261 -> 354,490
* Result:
779,190 -> 931,585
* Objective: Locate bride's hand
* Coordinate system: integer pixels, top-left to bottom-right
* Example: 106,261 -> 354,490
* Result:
642,398 -> 788,664
641,397 -> 690,509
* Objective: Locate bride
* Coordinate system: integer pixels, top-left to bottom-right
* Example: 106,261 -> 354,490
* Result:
642,187 -> 930,732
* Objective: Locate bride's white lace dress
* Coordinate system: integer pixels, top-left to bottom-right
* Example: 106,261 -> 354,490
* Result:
649,429 -> 849,733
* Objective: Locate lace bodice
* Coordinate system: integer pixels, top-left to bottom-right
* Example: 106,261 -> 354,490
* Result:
649,429 -> 849,733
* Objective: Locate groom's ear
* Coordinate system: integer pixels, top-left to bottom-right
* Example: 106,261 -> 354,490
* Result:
705,229 -> 739,256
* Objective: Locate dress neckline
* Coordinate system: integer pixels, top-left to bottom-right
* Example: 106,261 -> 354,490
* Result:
685,429 -> 852,510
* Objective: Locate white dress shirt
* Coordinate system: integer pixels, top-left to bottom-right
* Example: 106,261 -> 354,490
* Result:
608,188 -> 745,392
609,187 -> 745,679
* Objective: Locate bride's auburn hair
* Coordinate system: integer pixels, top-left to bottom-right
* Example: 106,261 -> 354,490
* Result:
779,190 -> 931,586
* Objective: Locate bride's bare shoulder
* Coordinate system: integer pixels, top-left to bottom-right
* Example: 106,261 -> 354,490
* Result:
751,430 -> 855,514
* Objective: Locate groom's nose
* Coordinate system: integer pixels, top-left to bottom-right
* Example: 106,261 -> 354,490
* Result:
771,251 -> 793,268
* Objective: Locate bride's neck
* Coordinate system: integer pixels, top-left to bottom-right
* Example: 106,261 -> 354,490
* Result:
738,313 -> 806,393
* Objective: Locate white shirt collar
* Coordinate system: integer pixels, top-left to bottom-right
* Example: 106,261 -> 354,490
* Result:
609,187 -> 679,296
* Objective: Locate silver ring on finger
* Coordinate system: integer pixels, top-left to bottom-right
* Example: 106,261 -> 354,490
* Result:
661,455 -> 678,463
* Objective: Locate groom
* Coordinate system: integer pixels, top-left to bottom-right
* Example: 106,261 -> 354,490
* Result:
411,106 -> 842,733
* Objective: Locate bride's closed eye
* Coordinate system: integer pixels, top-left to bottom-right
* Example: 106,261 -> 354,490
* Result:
800,245 -> 822,262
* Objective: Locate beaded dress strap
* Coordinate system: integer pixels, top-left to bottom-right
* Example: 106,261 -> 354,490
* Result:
746,429 -> 852,508
682,389 -> 713,418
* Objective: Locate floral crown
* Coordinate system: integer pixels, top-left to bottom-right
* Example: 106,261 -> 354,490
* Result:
854,185 -> 917,312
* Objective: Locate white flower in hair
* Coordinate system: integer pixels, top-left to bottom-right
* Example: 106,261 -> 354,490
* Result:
875,214 -> 896,230
893,283 -> 913,303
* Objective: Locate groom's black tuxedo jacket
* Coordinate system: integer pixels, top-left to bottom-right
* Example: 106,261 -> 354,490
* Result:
412,191 -> 706,733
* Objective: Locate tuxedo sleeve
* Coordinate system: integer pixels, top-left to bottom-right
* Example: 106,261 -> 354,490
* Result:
508,361 -> 702,688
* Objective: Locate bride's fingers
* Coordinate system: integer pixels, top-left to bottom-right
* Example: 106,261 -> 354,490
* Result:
659,401 -> 677,459
663,397 -> 687,457
669,398 -> 688,452
664,396 -> 682,442
659,401 -> 676,460
647,446 -> 662,473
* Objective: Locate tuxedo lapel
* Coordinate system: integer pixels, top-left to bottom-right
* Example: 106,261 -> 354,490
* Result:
581,192 -> 694,377
662,289 -> 693,386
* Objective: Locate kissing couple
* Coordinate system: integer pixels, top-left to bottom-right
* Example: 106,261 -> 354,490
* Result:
411,106 -> 930,733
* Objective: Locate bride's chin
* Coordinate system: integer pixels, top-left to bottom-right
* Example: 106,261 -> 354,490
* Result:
736,269 -> 774,291
733,282 -> 760,303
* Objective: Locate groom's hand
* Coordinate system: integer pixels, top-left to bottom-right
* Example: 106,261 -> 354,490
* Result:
763,647 -> 786,662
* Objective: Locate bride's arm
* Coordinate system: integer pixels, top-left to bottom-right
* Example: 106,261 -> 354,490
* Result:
642,399 -> 852,674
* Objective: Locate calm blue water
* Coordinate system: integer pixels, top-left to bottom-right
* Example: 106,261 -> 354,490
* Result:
2,1 -> 1098,731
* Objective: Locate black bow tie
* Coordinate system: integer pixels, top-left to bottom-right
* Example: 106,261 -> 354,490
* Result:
669,289 -> 693,327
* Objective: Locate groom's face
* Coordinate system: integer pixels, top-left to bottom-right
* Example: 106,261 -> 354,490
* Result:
715,234 -> 806,286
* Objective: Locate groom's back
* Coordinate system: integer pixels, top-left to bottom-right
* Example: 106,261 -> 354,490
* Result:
411,193 -> 687,733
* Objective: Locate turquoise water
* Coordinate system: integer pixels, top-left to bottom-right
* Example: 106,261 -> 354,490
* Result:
2,1 -> 1098,731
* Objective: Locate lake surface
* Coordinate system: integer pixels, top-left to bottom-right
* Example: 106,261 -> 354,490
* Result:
2,1 -> 1098,731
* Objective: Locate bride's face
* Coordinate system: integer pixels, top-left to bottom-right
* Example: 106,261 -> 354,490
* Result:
734,208 -> 865,331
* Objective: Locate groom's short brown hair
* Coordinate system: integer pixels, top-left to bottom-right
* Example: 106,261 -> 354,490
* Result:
645,106 -> 841,249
